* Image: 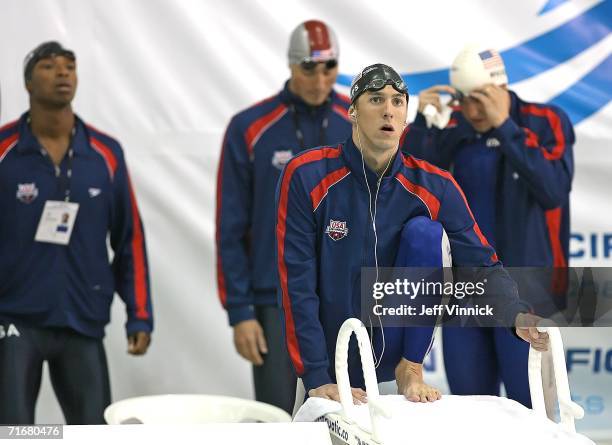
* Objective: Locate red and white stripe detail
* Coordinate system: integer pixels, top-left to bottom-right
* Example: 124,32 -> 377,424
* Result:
244,104 -> 288,159
0,119 -> 19,133
0,133 -> 19,163
277,145 -> 342,375
0,120 -> 20,163
310,167 -> 350,211
90,137 -> 118,180
394,173 -> 440,220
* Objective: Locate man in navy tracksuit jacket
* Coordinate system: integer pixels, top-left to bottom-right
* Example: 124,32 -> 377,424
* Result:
216,20 -> 351,412
276,64 -> 547,403
401,45 -> 574,406
0,42 -> 152,424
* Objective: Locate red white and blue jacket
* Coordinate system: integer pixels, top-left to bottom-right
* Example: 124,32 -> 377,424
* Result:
401,91 -> 574,267
216,82 -> 351,326
276,136 -> 529,392
0,113 -> 152,338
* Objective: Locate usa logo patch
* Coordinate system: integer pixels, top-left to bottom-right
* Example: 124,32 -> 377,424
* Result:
271,150 -> 293,170
88,187 -> 102,198
486,137 -> 500,147
16,183 -> 38,204
325,219 -> 348,241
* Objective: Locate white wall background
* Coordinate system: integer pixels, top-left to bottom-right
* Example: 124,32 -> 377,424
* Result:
0,0 -> 610,439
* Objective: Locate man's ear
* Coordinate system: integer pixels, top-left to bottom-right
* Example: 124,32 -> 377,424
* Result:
348,105 -> 357,121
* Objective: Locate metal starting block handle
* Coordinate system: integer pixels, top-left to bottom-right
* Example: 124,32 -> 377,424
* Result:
335,318 -> 392,444
528,324 -> 584,433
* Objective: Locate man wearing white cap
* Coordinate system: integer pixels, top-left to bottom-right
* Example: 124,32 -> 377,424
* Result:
215,20 -> 351,413
401,45 -> 575,407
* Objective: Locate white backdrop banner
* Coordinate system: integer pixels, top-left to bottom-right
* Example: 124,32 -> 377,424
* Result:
0,0 -> 610,438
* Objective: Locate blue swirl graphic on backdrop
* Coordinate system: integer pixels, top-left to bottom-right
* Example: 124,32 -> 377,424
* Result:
538,0 -> 569,15
338,0 -> 611,124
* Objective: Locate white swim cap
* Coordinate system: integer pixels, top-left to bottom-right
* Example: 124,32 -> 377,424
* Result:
450,44 -> 508,95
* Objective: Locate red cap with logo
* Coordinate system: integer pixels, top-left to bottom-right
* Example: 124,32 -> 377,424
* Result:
288,20 -> 339,65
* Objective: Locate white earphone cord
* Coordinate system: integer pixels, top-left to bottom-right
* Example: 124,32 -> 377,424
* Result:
354,115 -> 394,369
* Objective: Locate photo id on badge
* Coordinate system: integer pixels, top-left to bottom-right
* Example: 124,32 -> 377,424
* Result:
34,201 -> 79,245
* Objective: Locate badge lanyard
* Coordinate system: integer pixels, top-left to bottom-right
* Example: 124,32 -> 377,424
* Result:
27,115 -> 77,202
33,127 -> 79,246
58,146 -> 74,202
289,103 -> 330,151
38,127 -> 76,203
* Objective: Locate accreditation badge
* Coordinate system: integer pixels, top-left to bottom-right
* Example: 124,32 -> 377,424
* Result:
34,200 -> 79,245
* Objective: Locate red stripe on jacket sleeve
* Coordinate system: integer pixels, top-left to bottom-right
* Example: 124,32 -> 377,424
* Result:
545,207 -> 567,267
395,173 -> 440,220
0,119 -> 19,134
310,167 -> 350,211
215,129 -> 229,307
522,127 -> 539,148
402,155 -> 498,262
277,145 -> 342,376
545,207 -> 568,295
0,132 -> 19,162
244,104 -> 287,158
89,137 -> 118,180
520,105 -> 566,160
126,173 -> 149,319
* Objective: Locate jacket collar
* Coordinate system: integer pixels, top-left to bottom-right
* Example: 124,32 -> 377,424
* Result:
279,80 -> 334,116
16,111 -> 89,156
508,90 -> 521,121
342,135 -> 403,188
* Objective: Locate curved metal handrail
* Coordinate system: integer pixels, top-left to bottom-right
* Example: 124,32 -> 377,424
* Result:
528,325 -> 584,432
335,318 -> 392,444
